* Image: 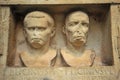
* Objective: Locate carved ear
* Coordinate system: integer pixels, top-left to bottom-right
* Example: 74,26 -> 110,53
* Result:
63,25 -> 66,34
23,28 -> 27,38
50,27 -> 56,37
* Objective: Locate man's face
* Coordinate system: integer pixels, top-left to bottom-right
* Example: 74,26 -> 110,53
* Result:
24,18 -> 53,49
64,11 -> 89,47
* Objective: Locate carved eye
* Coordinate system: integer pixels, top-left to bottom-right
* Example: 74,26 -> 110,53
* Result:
26,27 -> 47,31
68,21 -> 79,27
37,27 -> 47,31
27,27 -> 35,31
81,22 -> 89,27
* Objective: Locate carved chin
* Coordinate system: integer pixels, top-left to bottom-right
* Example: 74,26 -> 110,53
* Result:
72,39 -> 86,47
28,38 -> 45,48
30,42 -> 43,49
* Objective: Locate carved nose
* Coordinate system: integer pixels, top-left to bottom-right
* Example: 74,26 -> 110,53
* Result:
76,30 -> 80,33
76,30 -> 82,34
33,29 -> 38,36
76,25 -> 83,33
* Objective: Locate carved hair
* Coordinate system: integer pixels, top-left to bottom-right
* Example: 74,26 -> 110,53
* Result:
65,11 -> 89,24
24,11 -> 54,27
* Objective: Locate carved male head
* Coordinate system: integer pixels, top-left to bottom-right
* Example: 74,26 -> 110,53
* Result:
23,11 -> 55,49
64,11 -> 89,48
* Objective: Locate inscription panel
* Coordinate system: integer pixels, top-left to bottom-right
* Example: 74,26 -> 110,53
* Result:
5,67 -> 117,80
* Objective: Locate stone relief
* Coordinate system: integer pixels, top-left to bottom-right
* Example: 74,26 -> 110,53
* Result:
13,10 -> 105,67
14,11 -> 57,67
0,3 -> 119,80
60,11 -> 103,67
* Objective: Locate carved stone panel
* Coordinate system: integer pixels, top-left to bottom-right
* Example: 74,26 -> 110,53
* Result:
0,2 -> 120,80
6,5 -> 114,68
0,6 -> 10,80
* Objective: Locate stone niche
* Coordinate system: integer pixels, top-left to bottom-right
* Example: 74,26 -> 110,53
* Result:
0,3 -> 119,80
7,5 -> 113,67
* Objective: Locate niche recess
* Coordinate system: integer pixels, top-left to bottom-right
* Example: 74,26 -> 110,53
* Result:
7,4 -> 113,67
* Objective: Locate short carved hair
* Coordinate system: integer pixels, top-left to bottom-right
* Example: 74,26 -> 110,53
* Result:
65,11 -> 89,24
24,11 -> 55,28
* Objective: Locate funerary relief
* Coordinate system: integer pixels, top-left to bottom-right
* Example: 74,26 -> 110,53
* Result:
0,1 -> 120,80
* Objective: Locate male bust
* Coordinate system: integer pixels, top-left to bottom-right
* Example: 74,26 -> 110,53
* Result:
14,11 -> 57,67
61,11 -> 102,67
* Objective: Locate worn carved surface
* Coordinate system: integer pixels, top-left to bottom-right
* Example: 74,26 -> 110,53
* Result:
0,6 -> 10,80
0,7 -> 10,68
13,10 -> 101,68
13,11 -> 57,67
61,11 -> 102,67
111,4 -> 120,80
117,5 -> 120,61
111,5 -> 120,65
4,67 -> 118,80
0,0 -> 120,5
0,1 -> 120,80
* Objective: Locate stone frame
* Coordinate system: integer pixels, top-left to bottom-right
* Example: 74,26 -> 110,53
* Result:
0,1 -> 120,80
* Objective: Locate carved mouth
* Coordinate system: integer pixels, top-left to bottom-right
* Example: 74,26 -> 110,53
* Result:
32,38 -> 42,42
74,36 -> 84,40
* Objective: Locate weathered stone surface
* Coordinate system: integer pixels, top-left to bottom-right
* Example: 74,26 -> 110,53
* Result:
0,1 -> 120,80
111,5 -> 120,66
4,67 -> 118,80
110,4 -> 120,80
0,0 -> 120,5
0,6 -> 10,80
0,7 -> 10,68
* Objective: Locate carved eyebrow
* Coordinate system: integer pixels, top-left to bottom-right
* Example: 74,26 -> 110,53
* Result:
67,20 -> 79,23
82,20 -> 89,24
